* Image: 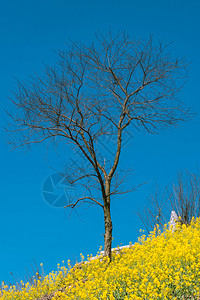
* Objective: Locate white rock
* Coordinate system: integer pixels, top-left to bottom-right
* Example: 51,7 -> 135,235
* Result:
170,210 -> 179,231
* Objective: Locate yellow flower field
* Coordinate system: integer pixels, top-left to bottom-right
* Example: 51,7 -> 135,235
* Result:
1,218 -> 200,299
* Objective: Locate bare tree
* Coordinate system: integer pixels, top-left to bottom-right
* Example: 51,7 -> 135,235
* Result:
139,170 -> 200,234
137,188 -> 170,234
7,31 -> 190,260
171,171 -> 200,224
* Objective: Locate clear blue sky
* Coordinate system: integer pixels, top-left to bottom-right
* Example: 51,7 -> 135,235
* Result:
0,0 -> 200,285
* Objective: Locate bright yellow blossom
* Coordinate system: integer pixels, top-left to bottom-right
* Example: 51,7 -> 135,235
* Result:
2,218 -> 200,299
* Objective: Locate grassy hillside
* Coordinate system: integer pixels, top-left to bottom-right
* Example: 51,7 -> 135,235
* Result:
1,219 -> 200,300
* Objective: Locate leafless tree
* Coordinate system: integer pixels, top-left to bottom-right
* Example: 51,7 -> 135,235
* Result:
7,31 -> 190,260
138,188 -> 170,234
139,170 -> 200,234
172,171 -> 200,224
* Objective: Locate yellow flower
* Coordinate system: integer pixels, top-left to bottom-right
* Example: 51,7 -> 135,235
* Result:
2,218 -> 200,299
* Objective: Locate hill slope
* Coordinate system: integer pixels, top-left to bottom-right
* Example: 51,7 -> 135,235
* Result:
1,219 -> 200,299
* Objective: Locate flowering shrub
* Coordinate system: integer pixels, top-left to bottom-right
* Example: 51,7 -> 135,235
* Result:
1,218 -> 200,299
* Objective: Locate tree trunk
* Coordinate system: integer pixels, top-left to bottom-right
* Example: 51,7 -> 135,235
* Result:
103,202 -> 113,261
